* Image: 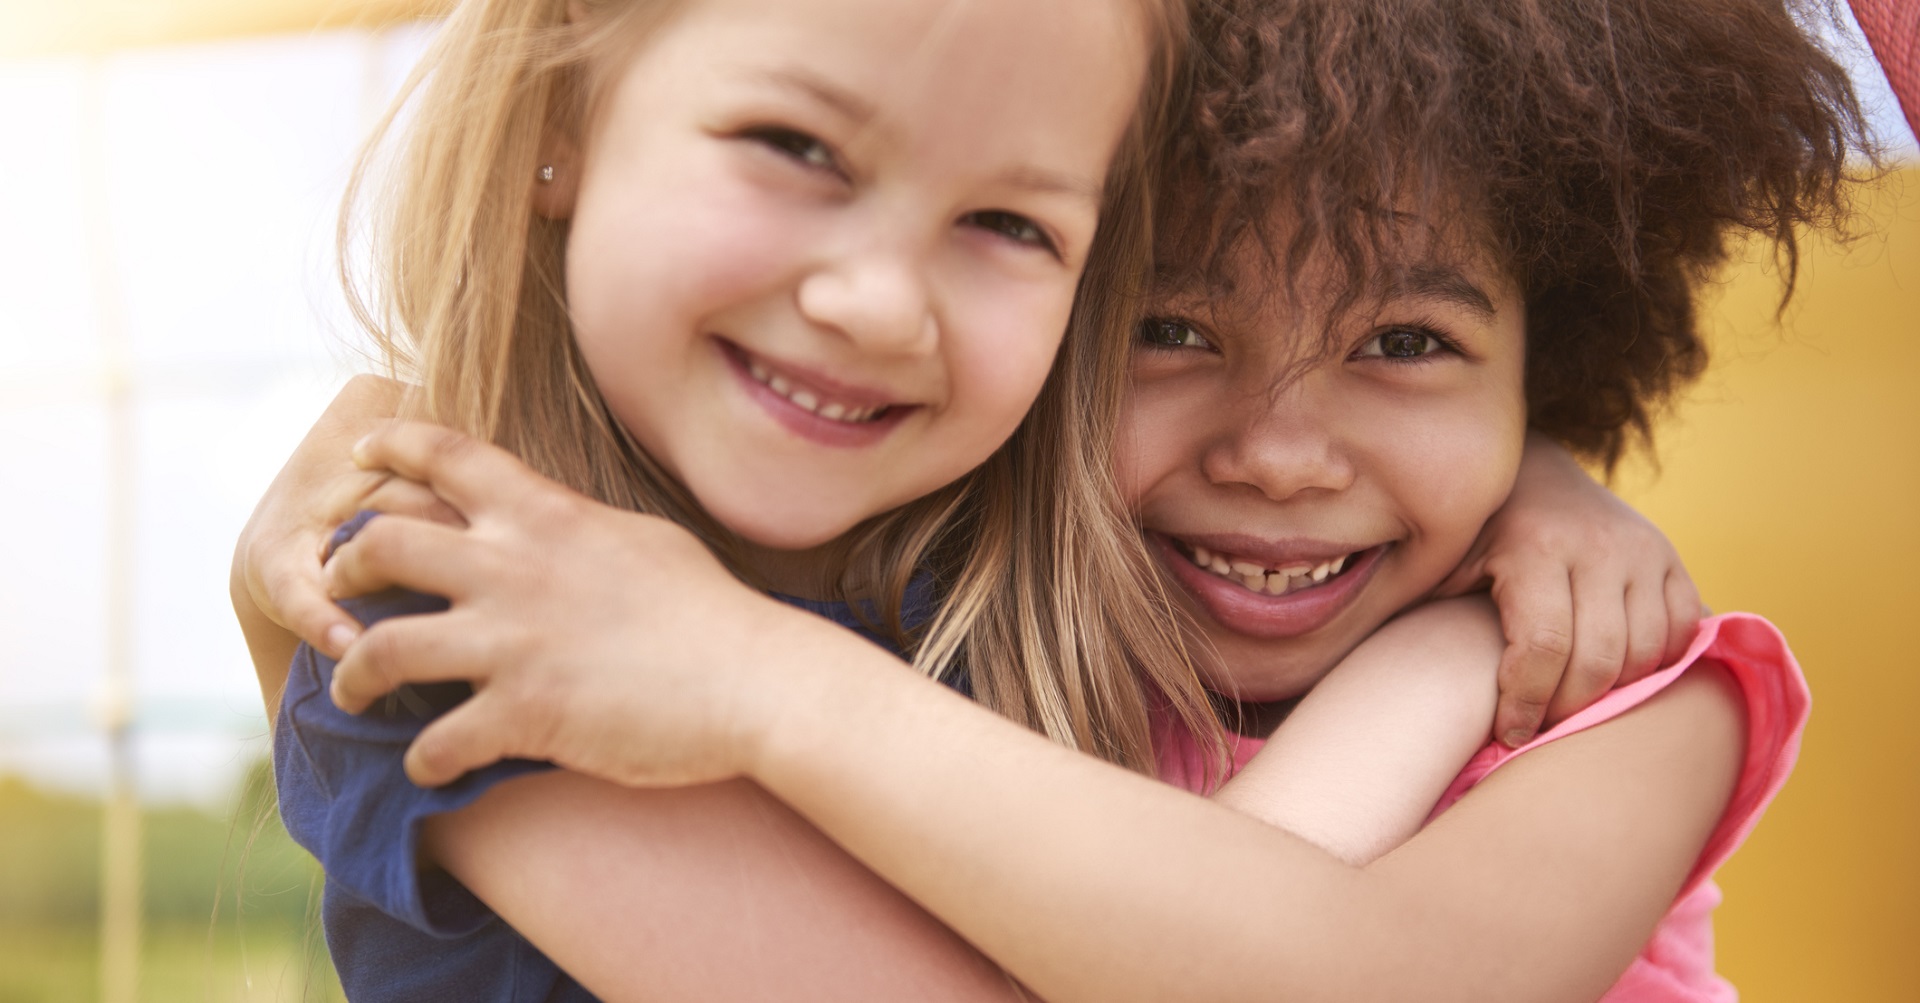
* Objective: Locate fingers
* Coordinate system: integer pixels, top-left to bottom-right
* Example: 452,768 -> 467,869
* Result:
1663,570 -> 1705,666
1618,578 -> 1670,687
325,515 -> 483,603
404,696 -> 518,788
1543,574 -> 1629,726
260,549 -> 364,658
329,609 -> 499,714
361,475 -> 468,529
1490,567 -> 1574,748
352,422 -> 552,521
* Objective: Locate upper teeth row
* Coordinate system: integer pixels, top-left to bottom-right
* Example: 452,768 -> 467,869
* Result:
747,357 -> 885,423
1189,544 -> 1351,596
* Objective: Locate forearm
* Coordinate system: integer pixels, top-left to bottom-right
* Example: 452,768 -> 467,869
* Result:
746,619 -> 1742,1003
1214,597 -> 1503,864
427,772 -> 1028,1002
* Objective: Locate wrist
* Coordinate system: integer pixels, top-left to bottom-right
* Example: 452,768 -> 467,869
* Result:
737,602 -> 911,791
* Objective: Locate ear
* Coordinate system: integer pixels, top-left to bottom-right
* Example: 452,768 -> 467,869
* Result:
531,130 -> 582,219
535,1 -> 595,218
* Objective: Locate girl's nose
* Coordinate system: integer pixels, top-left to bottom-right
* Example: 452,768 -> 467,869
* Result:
1200,389 -> 1357,503
795,249 -> 937,356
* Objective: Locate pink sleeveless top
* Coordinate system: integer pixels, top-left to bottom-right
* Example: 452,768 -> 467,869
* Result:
1155,613 -> 1810,1002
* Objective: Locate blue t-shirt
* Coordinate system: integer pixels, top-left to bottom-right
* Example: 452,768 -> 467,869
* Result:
274,513 -> 957,1002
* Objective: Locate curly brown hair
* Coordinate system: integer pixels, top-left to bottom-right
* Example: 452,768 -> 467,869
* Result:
1161,0 -> 1871,469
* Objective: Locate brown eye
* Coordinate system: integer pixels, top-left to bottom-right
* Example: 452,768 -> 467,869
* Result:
1137,318 -> 1212,350
1380,330 -> 1433,358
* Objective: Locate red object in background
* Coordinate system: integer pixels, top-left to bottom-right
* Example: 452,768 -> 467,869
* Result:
1852,0 -> 1920,141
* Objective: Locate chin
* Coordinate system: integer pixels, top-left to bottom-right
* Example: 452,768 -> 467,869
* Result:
715,502 -> 864,554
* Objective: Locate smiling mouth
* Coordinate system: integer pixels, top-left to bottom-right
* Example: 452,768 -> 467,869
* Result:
1169,538 -> 1368,597
735,347 -> 897,425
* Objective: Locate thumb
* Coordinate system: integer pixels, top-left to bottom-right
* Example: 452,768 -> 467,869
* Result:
1434,548 -> 1491,599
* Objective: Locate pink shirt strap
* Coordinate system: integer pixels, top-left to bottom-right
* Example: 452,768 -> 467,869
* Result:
1429,613 -> 1811,901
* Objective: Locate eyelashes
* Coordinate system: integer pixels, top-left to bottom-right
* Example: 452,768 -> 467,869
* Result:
1137,317 -> 1216,352
1350,324 -> 1464,364
1136,316 -> 1468,366
739,125 -> 1059,257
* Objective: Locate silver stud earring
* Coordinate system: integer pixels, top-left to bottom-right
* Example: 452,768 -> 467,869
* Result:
537,165 -> 556,184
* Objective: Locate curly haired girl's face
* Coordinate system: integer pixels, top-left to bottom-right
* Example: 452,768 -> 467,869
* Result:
1118,240 -> 1530,702
553,0 -> 1146,564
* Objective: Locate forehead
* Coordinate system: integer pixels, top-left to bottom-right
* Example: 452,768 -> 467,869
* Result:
1157,197 -> 1517,329
662,0 -> 1149,168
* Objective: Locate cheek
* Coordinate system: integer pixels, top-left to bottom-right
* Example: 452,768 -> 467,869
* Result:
1114,371 -> 1195,506
1373,386 -> 1526,559
567,158 -> 815,357
939,281 -> 1074,450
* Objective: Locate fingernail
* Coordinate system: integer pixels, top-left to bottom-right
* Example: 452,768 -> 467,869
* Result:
325,623 -> 358,655
351,434 -> 373,466
1503,728 -> 1534,748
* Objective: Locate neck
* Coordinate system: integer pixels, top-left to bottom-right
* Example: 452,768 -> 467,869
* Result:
734,538 -> 847,601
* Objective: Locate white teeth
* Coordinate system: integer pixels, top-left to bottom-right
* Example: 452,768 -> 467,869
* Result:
1183,544 -> 1359,596
743,355 -> 886,424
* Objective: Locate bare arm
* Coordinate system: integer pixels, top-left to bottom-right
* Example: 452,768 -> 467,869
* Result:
425,776 -> 1027,1002
322,426 -> 1746,1003
1214,596 -> 1502,864
416,625 -> 1737,1003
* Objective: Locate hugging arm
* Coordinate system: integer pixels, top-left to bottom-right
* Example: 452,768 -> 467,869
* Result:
324,425 -> 1746,1003
1215,596 -> 1504,865
1454,432 -> 1703,746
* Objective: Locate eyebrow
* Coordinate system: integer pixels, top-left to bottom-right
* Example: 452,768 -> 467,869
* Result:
995,165 -> 1103,206
756,67 -> 878,125
754,67 -> 1102,207
1386,265 -> 1499,320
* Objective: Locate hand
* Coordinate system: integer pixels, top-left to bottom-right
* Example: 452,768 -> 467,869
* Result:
1436,432 -> 1702,747
231,375 -> 459,660
323,422 -> 814,790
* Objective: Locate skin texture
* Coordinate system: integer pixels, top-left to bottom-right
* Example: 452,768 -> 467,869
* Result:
316,423 -> 1743,1003
553,0 -> 1143,574
1119,247 -> 1531,707
224,0 -> 1722,996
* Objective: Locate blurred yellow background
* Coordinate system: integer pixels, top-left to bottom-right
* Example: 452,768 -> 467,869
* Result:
1616,170 -> 1920,1000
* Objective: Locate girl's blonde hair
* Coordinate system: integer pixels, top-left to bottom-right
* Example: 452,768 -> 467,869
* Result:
341,0 -> 1224,775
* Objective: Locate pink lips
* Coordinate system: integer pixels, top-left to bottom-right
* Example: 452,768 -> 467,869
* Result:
1151,532 -> 1389,640
721,339 -> 915,449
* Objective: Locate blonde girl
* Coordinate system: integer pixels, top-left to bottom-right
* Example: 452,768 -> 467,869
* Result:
255,0 -> 1231,996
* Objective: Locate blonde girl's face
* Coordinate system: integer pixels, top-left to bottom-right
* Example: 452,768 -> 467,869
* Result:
557,0 -> 1149,565
1117,238 -> 1530,703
